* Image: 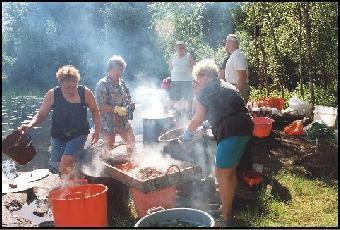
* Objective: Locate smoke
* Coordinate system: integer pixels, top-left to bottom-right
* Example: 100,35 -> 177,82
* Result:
130,143 -> 182,172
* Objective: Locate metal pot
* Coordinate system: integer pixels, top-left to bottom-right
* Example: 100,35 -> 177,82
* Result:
134,207 -> 215,227
143,115 -> 175,145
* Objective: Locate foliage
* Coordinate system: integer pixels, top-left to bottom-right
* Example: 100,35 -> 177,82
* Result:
148,2 -> 237,67
232,2 -> 338,105
2,2 -> 337,107
250,83 -> 338,108
305,121 -> 335,142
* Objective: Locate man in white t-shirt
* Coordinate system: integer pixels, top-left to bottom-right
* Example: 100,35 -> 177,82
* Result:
224,34 -> 250,103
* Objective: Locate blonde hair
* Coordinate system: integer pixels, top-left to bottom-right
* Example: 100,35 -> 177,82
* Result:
56,65 -> 80,82
107,55 -> 127,72
192,59 -> 219,81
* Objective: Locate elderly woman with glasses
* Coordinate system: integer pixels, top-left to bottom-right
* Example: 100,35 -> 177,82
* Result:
182,59 -> 253,226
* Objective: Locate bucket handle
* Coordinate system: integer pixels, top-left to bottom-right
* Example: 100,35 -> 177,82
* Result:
147,206 -> 165,215
166,164 -> 180,174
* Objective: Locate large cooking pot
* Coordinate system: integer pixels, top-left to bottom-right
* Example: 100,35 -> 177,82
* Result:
159,127 -> 215,177
134,207 -> 215,227
143,115 -> 175,145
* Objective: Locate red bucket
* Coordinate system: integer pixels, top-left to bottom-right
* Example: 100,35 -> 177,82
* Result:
252,117 -> 274,138
49,184 -> 108,227
131,186 -> 176,218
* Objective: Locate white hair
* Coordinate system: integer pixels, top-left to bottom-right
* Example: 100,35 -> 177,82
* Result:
226,34 -> 240,47
192,59 -> 219,81
107,55 -> 127,72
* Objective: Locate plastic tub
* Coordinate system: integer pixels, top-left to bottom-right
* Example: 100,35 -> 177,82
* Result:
135,207 -> 215,227
49,184 -> 108,227
258,98 -> 285,110
252,117 -> 274,138
131,186 -> 176,218
313,105 -> 337,127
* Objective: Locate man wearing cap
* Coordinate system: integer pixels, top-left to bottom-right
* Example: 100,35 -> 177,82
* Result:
224,34 -> 250,103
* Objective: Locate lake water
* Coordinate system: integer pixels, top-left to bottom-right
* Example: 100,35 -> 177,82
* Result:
2,95 -> 52,173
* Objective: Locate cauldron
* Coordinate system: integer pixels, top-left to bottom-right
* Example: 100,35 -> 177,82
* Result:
142,114 -> 175,145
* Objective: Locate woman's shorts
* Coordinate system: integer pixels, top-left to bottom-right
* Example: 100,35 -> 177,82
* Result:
170,81 -> 193,101
48,135 -> 88,173
215,136 -> 250,169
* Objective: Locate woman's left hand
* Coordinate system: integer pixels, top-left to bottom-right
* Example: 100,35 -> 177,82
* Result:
91,131 -> 100,145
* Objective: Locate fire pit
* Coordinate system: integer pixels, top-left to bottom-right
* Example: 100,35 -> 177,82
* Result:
101,157 -> 201,193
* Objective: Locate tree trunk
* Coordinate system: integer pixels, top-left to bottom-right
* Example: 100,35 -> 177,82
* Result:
303,2 -> 315,105
298,2 -> 304,98
259,39 -> 268,97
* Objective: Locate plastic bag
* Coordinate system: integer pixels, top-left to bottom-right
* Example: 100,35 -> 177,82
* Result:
284,120 -> 304,135
288,97 -> 312,116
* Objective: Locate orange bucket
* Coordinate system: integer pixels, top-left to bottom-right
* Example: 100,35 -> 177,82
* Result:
252,117 -> 274,138
49,184 -> 108,227
131,186 -> 176,218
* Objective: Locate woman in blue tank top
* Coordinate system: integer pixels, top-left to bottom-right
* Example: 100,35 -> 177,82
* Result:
18,65 -> 101,182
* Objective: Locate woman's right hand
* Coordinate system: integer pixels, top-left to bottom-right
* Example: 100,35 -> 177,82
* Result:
18,124 -> 32,134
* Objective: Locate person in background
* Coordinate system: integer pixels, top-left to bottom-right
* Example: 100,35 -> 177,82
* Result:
18,65 -> 101,180
182,59 -> 253,226
224,34 -> 250,103
95,55 -> 136,154
169,41 -> 196,117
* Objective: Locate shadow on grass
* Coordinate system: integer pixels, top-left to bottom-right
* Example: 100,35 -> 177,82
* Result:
232,174 -> 292,227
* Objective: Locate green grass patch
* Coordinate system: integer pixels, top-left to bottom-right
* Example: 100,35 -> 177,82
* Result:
236,167 -> 338,227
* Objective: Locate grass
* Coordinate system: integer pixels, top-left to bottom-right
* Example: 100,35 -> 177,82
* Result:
236,167 -> 338,227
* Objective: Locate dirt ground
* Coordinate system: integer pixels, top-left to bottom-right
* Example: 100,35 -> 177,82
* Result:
2,130 -> 337,227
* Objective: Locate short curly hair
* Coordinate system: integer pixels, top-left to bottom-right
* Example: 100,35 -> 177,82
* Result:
192,59 -> 219,81
107,55 -> 127,72
56,65 -> 80,82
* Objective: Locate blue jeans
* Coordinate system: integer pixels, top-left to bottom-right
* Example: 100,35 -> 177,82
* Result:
48,135 -> 88,174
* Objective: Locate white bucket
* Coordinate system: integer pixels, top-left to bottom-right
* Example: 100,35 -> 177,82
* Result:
313,105 -> 338,127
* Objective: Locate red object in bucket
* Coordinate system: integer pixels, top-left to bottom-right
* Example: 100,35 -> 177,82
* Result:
252,117 -> 274,138
49,184 -> 108,227
131,186 -> 176,218
258,98 -> 285,110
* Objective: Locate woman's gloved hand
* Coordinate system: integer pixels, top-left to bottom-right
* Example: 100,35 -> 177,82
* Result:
182,128 -> 193,141
114,106 -> 128,116
202,120 -> 210,129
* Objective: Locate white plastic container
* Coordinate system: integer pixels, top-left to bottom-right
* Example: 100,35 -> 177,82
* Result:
313,105 -> 338,127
